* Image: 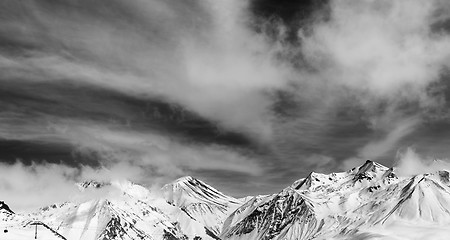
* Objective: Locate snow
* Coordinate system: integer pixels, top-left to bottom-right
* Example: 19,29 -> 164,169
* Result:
162,176 -> 244,237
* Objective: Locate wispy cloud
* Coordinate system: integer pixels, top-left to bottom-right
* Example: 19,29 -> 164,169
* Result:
360,116 -> 420,159
0,0 -> 292,140
394,147 -> 450,176
290,0 -> 450,167
0,116 -> 264,177
3,0 -> 450,147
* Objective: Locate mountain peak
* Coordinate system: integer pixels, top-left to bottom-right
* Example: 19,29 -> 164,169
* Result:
0,201 -> 14,215
163,176 -> 243,237
293,171 -> 321,190
356,160 -> 387,174
163,176 -> 239,206
77,180 -> 111,190
352,160 -> 388,182
173,175 -> 196,184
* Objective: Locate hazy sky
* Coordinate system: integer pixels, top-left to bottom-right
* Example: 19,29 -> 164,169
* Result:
1,0 -> 450,209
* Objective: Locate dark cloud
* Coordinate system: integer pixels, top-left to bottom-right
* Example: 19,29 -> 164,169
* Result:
0,139 -> 92,166
251,0 -> 328,23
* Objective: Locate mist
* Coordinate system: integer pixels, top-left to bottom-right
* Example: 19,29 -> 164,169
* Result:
394,147 -> 450,176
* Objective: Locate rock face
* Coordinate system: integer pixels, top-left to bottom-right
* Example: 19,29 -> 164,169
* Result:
0,201 -> 14,215
221,189 -> 322,240
2,161 -> 450,240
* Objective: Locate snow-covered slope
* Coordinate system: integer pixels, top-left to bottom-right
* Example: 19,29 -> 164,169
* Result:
1,181 -> 188,240
222,160 -> 450,240
0,179 -> 233,240
2,161 -> 450,240
162,176 -> 244,237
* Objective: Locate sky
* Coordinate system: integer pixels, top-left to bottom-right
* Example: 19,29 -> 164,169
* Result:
1,0 -> 450,210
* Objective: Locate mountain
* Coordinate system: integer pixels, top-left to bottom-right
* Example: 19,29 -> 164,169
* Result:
0,179 -> 226,240
1,181 -> 187,240
162,176 -> 244,237
221,160 -> 450,240
2,161 -> 450,239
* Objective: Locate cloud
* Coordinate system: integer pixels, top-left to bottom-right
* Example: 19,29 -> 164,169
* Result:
0,0 -> 269,193
341,114 -> 421,170
1,0 -> 450,201
359,116 -> 420,159
0,115 -> 264,178
0,118 -> 265,210
394,147 -> 450,176
3,0 -> 449,156
0,0 -> 292,140
54,122 -> 264,176
0,162 -> 142,211
300,0 -> 450,101
0,162 -> 79,211
302,154 -> 338,173
299,0 -> 450,116
289,0 -> 450,168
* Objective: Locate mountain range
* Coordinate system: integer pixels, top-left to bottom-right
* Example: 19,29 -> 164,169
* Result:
2,160 -> 450,240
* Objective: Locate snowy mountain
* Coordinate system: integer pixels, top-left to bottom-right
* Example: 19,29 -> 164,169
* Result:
2,161 -> 450,240
162,176 -> 244,237
0,179 -> 226,240
221,160 -> 450,240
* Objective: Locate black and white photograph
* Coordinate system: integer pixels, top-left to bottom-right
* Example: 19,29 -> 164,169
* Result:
1,0 -> 450,239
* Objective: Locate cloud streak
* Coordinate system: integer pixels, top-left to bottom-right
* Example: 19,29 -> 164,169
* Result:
0,0 -> 292,140
0,116 -> 263,176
